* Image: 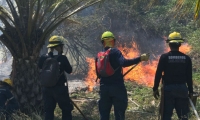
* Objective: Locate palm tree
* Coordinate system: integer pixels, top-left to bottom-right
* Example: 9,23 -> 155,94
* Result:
0,0 -> 101,112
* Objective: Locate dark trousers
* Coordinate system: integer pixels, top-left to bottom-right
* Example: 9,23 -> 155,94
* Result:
43,86 -> 73,120
163,84 -> 189,120
98,84 -> 128,120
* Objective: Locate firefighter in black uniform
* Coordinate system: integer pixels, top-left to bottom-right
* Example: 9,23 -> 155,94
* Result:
153,32 -> 193,120
0,79 -> 19,119
38,36 -> 73,120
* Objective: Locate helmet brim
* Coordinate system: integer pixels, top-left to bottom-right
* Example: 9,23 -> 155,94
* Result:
47,43 -> 64,48
168,40 -> 184,43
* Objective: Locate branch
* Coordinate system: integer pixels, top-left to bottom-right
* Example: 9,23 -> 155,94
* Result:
33,0 -> 101,56
6,0 -> 28,57
27,0 -> 36,39
39,1 -> 65,29
46,0 -> 101,31
32,0 -> 41,32
6,0 -> 19,23
0,27 -> 17,58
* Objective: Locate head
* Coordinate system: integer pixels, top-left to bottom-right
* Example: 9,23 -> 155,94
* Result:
166,32 -> 184,51
47,36 -> 65,53
101,31 -> 115,48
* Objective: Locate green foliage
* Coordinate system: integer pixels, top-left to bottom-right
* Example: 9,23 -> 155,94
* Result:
193,72 -> 200,83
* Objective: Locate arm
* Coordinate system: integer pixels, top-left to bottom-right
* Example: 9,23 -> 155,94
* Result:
114,49 -> 141,67
62,56 -> 72,74
5,89 -> 14,105
186,57 -> 193,93
153,55 -> 165,91
37,55 -> 46,69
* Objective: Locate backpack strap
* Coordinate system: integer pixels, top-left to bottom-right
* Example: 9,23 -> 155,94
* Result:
95,57 -> 99,82
107,48 -> 120,72
54,55 -> 64,78
48,54 -> 64,79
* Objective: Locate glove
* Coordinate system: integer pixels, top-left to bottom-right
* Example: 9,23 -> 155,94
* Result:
189,93 -> 193,99
189,92 -> 197,100
153,90 -> 159,99
140,53 -> 150,61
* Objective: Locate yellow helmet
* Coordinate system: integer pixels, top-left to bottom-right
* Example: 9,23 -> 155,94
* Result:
3,79 -> 13,86
167,32 -> 184,43
47,36 -> 65,48
101,31 -> 115,40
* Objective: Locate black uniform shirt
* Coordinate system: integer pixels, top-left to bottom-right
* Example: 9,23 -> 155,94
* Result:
153,51 -> 193,93
38,52 -> 72,86
0,86 -> 19,110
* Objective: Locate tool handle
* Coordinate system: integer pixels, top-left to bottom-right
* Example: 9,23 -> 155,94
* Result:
189,98 -> 200,120
70,99 -> 89,120
64,72 -> 88,120
123,63 -> 139,77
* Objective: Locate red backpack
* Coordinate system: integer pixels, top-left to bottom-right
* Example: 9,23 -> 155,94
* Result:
95,48 -> 116,77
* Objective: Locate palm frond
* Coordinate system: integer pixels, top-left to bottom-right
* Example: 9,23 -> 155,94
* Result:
40,1 -> 66,29
27,0 -> 36,39
33,0 -> 101,56
40,0 -> 83,29
195,0 -> 200,19
0,26 -> 17,57
0,6 -> 13,22
6,0 -> 19,23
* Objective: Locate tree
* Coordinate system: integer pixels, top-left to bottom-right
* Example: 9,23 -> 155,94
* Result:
0,0 -> 101,112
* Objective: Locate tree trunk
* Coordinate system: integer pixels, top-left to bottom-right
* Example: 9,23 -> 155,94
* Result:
11,57 -> 43,113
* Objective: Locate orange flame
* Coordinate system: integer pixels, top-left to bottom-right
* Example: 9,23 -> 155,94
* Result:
166,43 -> 191,54
85,41 -> 191,91
85,58 -> 96,91
119,42 -> 156,87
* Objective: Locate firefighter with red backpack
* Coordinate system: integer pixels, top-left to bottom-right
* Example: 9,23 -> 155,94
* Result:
38,36 -> 73,120
96,31 -> 150,120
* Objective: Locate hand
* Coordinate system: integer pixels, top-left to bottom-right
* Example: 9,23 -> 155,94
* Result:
48,48 -> 54,53
189,93 -> 193,99
140,53 -> 150,61
50,48 -> 54,52
5,101 -> 8,106
153,90 -> 159,99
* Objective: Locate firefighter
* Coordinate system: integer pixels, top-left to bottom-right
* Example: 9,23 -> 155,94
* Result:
153,32 -> 193,120
38,36 -> 73,120
98,31 -> 150,120
0,78 -> 19,119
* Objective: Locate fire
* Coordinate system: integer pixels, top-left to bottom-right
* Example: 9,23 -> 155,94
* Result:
166,43 -> 191,54
85,58 -> 96,91
85,41 -> 191,91
118,42 -> 157,87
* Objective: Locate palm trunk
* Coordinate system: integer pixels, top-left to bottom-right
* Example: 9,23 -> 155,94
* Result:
11,57 -> 43,113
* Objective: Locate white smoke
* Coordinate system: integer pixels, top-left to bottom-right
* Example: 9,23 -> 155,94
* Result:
0,53 -> 12,81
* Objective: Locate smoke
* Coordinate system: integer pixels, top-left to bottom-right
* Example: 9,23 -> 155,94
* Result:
0,56 -> 12,81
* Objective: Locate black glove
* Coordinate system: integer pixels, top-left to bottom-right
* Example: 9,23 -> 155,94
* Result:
189,93 -> 193,99
153,90 -> 159,99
